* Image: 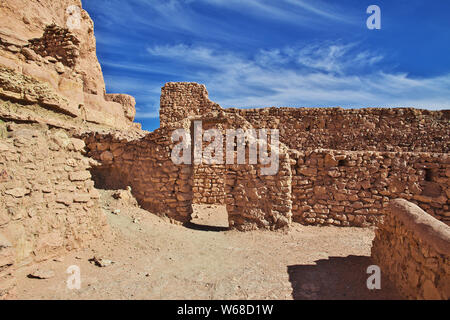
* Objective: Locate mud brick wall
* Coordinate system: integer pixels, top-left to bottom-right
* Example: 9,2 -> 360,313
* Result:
290,149 -> 449,227
29,24 -> 80,68
0,123 -> 108,298
230,107 -> 449,153
371,199 -> 450,300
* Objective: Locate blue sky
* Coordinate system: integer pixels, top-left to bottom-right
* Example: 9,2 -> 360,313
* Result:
83,0 -> 450,131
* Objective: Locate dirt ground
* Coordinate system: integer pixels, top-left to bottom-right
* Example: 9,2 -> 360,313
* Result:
13,191 -> 401,300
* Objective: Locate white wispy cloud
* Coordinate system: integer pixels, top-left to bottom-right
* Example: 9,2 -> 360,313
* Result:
196,0 -> 356,25
145,42 -> 450,110
86,0 -> 357,45
135,109 -> 161,119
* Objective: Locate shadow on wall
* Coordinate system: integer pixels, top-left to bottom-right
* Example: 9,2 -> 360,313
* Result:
89,166 -> 130,190
287,255 -> 402,300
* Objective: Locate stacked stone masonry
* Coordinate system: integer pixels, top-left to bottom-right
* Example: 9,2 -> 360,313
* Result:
84,114 -> 293,231
28,24 -> 80,68
0,122 -> 108,298
371,199 -> 449,300
290,149 -> 449,226
84,82 -> 449,230
231,107 -> 449,153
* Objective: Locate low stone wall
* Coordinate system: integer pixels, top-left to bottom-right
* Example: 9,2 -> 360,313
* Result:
371,199 -> 450,300
290,149 -> 449,227
0,122 -> 108,298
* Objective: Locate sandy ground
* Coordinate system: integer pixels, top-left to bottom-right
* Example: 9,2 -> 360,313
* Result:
13,191 -> 401,300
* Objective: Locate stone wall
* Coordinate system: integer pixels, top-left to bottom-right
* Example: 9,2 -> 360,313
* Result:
156,82 -> 449,228
83,116 -> 294,231
371,199 -> 450,300
225,153 -> 293,231
290,149 -> 449,227
160,82 -> 222,127
29,24 -> 80,68
83,121 -> 194,224
85,82 -> 447,230
229,107 -> 449,153
0,122 -> 108,298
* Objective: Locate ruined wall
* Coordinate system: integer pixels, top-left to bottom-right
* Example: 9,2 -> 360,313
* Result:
225,155 -> 293,231
230,107 -> 449,153
83,122 -> 194,224
0,122 -> 108,298
28,24 -> 80,68
83,115 -> 294,231
156,82 -> 449,228
191,120 -> 227,206
160,82 -> 222,127
290,149 -> 449,227
371,199 -> 450,300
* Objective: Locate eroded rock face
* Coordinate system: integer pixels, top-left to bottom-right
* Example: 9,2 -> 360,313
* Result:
0,0 -> 139,130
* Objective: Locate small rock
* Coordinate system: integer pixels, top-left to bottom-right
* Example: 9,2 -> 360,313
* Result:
90,256 -> 114,267
28,269 -> 55,279
21,47 -> 40,61
45,56 -> 58,63
0,143 -> 9,152
55,62 -> 65,74
69,138 -> 85,151
5,187 -> 29,198
0,169 -> 9,182
100,151 -> 114,162
7,45 -> 20,53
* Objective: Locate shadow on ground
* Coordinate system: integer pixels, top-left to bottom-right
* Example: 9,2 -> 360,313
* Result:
183,222 -> 229,232
288,255 -> 403,300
